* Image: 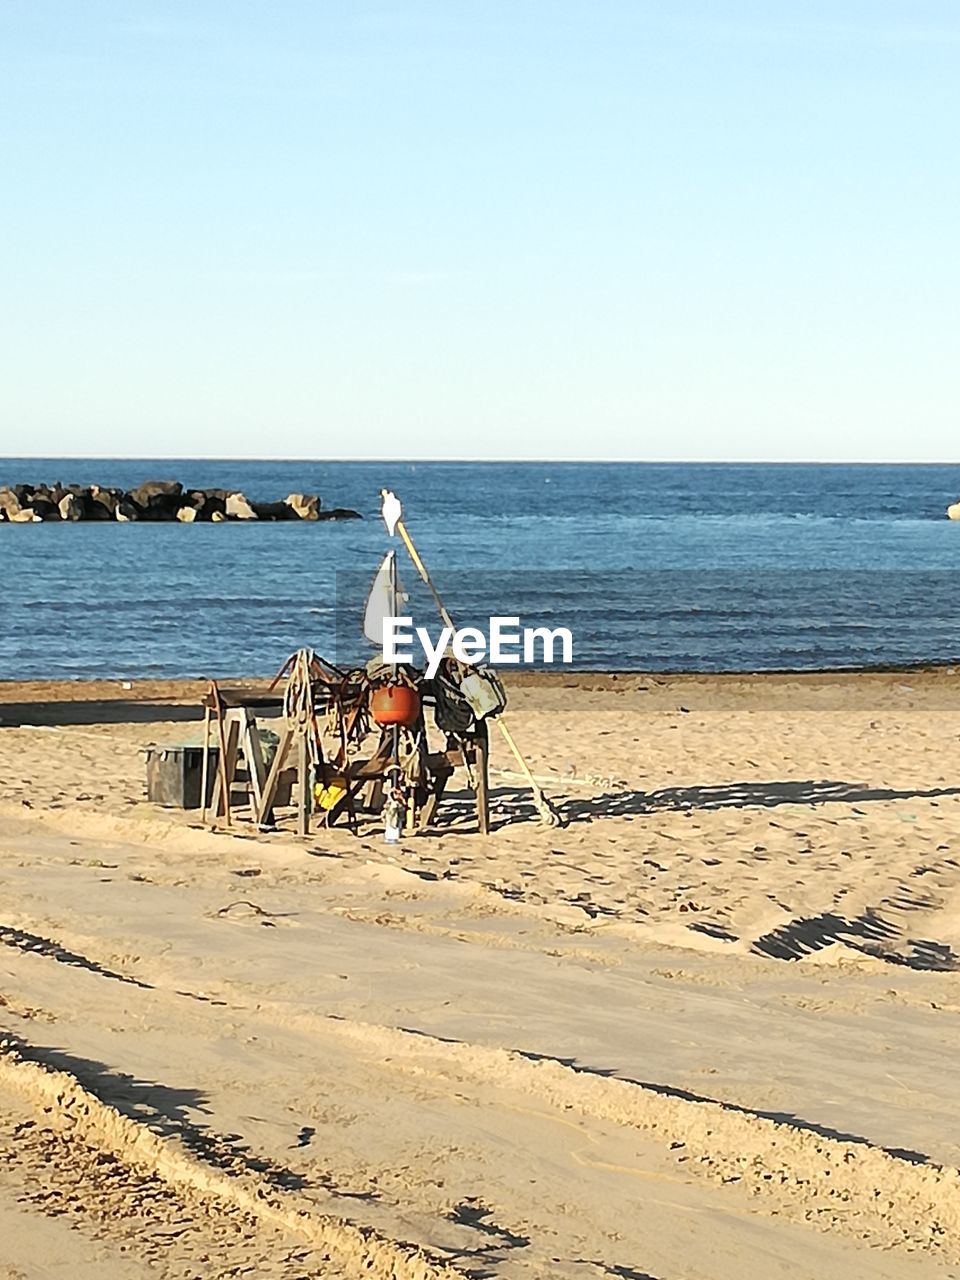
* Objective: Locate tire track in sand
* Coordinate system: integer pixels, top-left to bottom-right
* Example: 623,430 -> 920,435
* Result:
0,1034 -> 464,1280
280,1011 -> 960,1262
3,910 -> 959,1265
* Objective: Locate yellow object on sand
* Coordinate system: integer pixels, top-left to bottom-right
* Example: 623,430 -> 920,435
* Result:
314,780 -> 347,810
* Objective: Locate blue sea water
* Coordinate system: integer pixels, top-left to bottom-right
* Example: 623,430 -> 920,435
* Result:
2,459 -> 960,679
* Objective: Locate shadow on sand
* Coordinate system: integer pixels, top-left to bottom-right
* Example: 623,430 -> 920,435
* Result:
560,778 -> 960,823
751,906 -> 959,970
434,778 -> 960,833
2,1032 -> 329,1195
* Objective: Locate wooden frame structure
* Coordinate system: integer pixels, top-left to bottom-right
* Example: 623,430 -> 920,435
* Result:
200,678 -> 490,837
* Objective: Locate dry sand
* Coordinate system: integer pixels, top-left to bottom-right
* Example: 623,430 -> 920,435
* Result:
1,670 -> 959,1278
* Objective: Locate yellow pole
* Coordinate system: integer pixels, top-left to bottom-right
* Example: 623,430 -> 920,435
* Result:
396,520 -> 456,631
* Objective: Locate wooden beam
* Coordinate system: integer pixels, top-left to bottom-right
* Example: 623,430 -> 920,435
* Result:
474,722 -> 490,836
199,706 -> 211,823
211,712 -> 241,819
419,770 -> 451,829
241,708 -> 267,814
257,726 -> 293,825
297,727 -> 310,836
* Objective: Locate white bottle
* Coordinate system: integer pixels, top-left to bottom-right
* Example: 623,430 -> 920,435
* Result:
383,796 -> 402,844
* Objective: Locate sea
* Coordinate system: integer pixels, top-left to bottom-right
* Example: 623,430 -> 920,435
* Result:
2,459 -> 960,680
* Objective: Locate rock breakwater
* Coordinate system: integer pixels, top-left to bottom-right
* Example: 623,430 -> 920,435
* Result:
0,480 -> 362,524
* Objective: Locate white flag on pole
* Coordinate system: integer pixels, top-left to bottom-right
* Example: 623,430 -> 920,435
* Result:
363,550 -> 407,647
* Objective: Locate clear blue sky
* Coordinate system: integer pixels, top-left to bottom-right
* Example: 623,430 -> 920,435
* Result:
1,2 -> 956,461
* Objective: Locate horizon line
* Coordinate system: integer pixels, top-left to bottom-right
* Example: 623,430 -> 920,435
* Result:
2,456 -> 959,467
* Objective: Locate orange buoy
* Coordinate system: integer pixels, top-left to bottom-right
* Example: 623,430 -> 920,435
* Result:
370,684 -> 421,727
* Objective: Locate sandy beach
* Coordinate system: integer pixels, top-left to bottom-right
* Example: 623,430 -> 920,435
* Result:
2,669 -> 960,1278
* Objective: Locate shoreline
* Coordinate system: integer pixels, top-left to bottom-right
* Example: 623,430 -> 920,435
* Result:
1,659 -> 958,707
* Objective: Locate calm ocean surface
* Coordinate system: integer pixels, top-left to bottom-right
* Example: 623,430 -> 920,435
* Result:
2,459 -> 960,679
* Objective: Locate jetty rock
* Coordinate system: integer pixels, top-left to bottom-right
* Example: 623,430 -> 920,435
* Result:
0,487 -> 22,520
948,502 -> 960,521
285,492 -> 320,520
88,485 -> 121,519
225,492 -> 258,520
251,499 -> 300,521
317,507 -> 363,521
0,479 -> 360,524
128,479 -> 182,506
116,498 -> 141,522
127,480 -> 184,522
59,494 -> 84,521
